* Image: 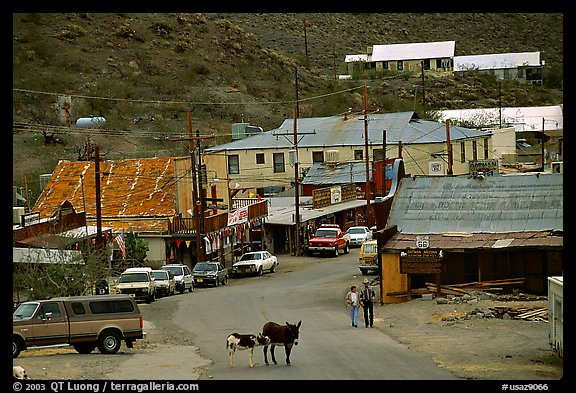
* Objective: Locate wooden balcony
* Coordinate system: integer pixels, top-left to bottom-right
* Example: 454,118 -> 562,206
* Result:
167,199 -> 268,234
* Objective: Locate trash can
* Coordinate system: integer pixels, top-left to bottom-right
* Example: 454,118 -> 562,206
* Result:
96,279 -> 109,295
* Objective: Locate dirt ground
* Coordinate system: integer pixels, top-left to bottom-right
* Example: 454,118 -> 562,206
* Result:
372,293 -> 563,380
13,256 -> 563,381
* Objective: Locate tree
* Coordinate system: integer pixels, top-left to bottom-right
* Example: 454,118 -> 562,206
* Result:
13,246 -> 110,302
125,231 -> 149,266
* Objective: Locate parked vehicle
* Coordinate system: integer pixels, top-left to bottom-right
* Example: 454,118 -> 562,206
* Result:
160,264 -> 194,294
12,294 -> 146,358
232,251 -> 278,277
307,224 -> 350,257
115,267 -> 156,303
358,239 -> 379,275
346,226 -> 373,247
151,269 -> 176,297
192,262 -> 228,287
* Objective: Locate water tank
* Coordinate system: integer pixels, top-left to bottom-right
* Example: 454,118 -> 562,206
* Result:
231,123 -> 248,140
76,116 -> 106,128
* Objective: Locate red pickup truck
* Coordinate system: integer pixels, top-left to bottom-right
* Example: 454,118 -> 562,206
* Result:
307,224 -> 350,257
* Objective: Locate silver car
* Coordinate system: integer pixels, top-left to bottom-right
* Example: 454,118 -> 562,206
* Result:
151,269 -> 176,297
346,226 -> 373,247
160,264 -> 194,294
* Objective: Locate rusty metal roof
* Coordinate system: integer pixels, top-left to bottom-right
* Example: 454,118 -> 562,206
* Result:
32,157 -> 179,234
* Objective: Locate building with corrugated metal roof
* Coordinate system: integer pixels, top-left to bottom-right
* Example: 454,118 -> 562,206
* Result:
378,172 -> 563,303
345,41 -> 455,76
453,52 -> 543,84
203,111 -> 494,203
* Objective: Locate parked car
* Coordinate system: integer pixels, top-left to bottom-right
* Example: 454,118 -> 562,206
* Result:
307,223 -> 350,257
232,251 -> 278,277
160,264 -> 194,294
192,262 -> 228,287
115,267 -> 156,303
346,226 -> 373,247
13,294 -> 146,358
151,269 -> 176,297
358,239 -> 379,275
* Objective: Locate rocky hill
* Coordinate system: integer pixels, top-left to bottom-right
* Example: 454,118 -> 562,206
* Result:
12,13 -> 563,203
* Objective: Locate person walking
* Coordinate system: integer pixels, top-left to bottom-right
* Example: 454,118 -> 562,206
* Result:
360,278 -> 376,328
345,285 -> 359,328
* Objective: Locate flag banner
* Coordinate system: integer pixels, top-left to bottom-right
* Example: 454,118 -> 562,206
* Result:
115,234 -> 126,259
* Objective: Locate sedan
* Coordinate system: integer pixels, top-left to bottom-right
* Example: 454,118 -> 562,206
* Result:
192,262 -> 228,287
346,226 -> 373,247
232,251 -> 278,277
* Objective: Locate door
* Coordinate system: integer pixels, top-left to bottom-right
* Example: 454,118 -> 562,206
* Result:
29,302 -> 69,346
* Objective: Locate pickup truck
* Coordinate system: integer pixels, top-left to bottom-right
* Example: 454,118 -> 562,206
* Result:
12,294 -> 146,358
307,224 -> 350,257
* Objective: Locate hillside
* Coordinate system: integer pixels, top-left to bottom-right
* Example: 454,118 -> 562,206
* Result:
12,13 -> 563,203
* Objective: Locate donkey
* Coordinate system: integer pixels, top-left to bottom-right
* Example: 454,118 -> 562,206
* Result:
262,320 -> 301,365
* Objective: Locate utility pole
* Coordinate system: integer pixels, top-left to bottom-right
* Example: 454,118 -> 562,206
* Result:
94,144 -> 104,249
188,111 -> 201,262
363,81 -> 372,227
541,117 -> 546,171
445,119 -> 453,176
272,67 -> 315,255
303,19 -> 308,62
294,67 -> 301,256
420,61 -> 426,107
382,130 -> 386,196
196,127 -> 206,255
171,111 -> 214,263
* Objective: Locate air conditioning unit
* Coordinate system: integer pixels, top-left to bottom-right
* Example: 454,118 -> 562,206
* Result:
325,149 -> 340,164
551,161 -> 563,174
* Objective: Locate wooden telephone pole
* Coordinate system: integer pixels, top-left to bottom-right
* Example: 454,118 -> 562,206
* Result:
171,110 -> 214,262
363,81 -> 372,227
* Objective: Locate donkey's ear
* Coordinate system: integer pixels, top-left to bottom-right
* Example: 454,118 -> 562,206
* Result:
297,320 -> 302,327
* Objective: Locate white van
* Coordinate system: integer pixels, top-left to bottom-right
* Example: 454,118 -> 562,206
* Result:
115,267 -> 157,303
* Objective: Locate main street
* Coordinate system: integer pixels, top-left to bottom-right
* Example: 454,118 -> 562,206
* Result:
138,248 -> 458,380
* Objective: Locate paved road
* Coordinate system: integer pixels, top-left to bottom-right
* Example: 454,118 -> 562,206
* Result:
142,250 -> 459,380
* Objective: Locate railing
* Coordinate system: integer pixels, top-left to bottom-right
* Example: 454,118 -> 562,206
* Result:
168,199 -> 268,234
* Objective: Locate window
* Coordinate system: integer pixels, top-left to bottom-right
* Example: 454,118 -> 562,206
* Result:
437,58 -> 451,69
472,140 -> 478,161
373,149 -> 384,161
40,303 -> 61,318
460,142 -> 466,163
89,300 -> 134,314
228,154 -> 239,175
483,138 -> 489,159
354,150 -> 363,160
422,59 -> 430,70
256,153 -> 265,164
383,61 -> 389,70
397,60 -> 403,71
312,151 -> 324,163
71,302 -> 86,315
273,153 -> 285,173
